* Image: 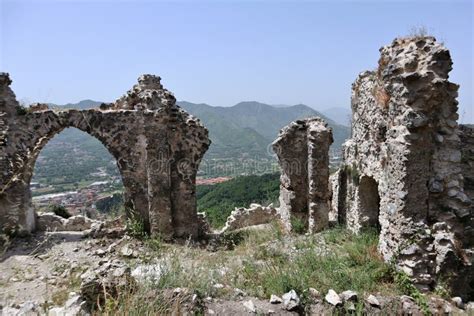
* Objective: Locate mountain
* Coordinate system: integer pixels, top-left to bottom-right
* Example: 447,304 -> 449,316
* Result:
178,101 -> 350,158
322,107 -> 352,126
48,99 -> 102,110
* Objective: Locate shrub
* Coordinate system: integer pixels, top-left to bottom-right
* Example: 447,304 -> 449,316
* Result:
15,106 -> 28,115
290,216 -> 306,234
50,204 -> 71,219
126,217 -> 147,239
393,270 -> 429,314
408,26 -> 428,38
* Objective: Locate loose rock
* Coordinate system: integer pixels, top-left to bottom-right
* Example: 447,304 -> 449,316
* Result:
325,289 -> 342,306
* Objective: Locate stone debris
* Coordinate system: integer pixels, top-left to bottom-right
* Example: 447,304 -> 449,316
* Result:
243,299 -> 256,313
80,260 -> 136,308
340,290 -> 358,302
87,217 -> 127,239
47,294 -> 89,316
0,301 -> 41,315
331,36 -> 474,298
36,213 -> 99,232
282,289 -> 300,311
346,302 -> 356,312
451,296 -> 464,309
366,295 -> 380,308
0,73 -> 210,240
160,287 -> 204,315
269,294 -> 283,304
324,289 -> 342,306
466,302 -> 474,311
131,262 -> 164,282
120,244 -> 138,258
220,203 -> 280,233
272,117 -> 333,233
308,288 -> 321,300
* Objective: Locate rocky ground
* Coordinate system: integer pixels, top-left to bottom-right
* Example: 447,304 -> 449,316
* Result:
0,221 -> 472,315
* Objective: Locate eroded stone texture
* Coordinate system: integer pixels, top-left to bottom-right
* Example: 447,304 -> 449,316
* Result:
460,125 -> 474,202
334,37 -> 473,297
220,203 -> 279,233
0,73 -> 210,239
272,117 -> 333,233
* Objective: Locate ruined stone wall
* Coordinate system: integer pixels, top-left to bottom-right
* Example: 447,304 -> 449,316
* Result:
460,125 -> 474,202
0,73 -> 210,239
334,37 -> 473,297
220,203 -> 279,233
273,117 -> 333,233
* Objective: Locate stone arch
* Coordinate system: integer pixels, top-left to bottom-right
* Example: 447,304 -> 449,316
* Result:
358,176 -> 381,231
30,124 -> 125,218
0,73 -> 210,239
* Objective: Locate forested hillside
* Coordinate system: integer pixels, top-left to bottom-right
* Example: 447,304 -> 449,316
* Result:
197,173 -> 280,228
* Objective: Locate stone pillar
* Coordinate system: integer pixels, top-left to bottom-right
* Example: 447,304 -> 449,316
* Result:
307,121 -> 332,232
272,117 -> 333,233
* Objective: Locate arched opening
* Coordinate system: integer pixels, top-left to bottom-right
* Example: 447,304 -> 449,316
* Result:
31,127 -> 124,222
358,176 -> 381,231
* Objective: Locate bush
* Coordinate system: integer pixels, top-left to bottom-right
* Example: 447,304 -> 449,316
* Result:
290,216 -> 307,234
126,217 -> 147,239
15,106 -> 28,115
50,204 -> 71,219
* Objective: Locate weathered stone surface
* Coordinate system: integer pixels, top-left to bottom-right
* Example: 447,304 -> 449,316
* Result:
269,294 -> 283,304
324,289 -> 342,306
282,289 -> 300,311
220,203 -> 279,233
243,299 -> 256,313
366,295 -> 381,308
0,73 -> 210,240
47,294 -> 89,316
80,260 -> 136,308
460,125 -> 474,203
272,117 -> 333,233
333,37 -> 474,298
36,213 -> 99,232
340,290 -> 358,302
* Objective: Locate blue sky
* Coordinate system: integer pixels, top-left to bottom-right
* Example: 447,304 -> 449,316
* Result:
1,0 -> 473,122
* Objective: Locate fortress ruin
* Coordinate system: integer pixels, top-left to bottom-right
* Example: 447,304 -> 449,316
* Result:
332,36 -> 473,297
0,74 -> 210,240
0,36 -> 472,299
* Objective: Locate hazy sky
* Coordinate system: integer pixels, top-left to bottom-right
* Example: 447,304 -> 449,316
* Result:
1,0 -> 473,122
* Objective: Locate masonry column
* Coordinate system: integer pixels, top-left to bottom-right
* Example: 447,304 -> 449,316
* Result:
307,120 -> 333,232
273,117 -> 333,233
146,126 -> 174,240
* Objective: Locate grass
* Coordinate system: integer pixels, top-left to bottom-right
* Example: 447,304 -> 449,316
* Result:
290,216 -> 307,234
100,225 -> 407,314
235,227 -> 394,297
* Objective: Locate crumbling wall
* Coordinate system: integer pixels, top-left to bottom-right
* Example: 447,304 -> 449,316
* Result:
272,117 -> 333,233
460,125 -> 474,202
334,37 -> 473,297
0,73 -> 210,240
220,203 -> 279,233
